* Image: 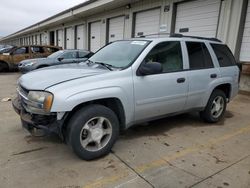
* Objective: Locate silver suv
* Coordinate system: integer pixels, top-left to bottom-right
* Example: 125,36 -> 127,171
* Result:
13,34 -> 240,160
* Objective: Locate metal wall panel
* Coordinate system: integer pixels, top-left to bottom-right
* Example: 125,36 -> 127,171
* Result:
175,0 -> 221,37
108,16 -> 125,42
89,21 -> 101,52
76,25 -> 86,49
134,8 -> 161,37
240,0 -> 250,61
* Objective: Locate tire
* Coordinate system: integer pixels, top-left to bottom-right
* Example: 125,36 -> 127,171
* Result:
0,62 -> 9,72
67,104 -> 119,160
200,89 -> 227,123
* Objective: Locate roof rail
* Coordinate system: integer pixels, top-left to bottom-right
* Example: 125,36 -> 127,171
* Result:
136,33 -> 171,38
170,33 -> 222,42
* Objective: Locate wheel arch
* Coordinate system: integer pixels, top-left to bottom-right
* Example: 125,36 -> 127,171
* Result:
0,60 -> 10,71
213,83 -> 232,100
62,97 -> 126,135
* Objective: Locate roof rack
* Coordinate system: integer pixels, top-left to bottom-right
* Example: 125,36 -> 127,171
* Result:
135,33 -> 222,42
137,33 -> 171,38
170,33 -> 222,42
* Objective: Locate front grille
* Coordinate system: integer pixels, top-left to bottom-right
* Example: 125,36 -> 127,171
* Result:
17,84 -> 29,110
18,85 -> 29,96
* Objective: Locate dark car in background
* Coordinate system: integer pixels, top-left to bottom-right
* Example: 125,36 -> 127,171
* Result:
18,49 -> 94,73
0,45 -> 61,72
0,45 -> 14,54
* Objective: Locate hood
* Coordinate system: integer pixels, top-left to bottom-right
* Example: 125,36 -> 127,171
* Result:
19,58 -> 53,65
19,64 -> 109,90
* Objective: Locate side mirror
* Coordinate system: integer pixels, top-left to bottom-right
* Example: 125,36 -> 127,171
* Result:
58,57 -> 64,61
138,62 -> 163,76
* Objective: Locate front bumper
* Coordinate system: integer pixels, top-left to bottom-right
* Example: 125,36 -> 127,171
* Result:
12,97 -> 65,139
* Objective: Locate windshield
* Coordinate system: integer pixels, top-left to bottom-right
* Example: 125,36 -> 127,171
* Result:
0,47 -> 13,53
48,50 -> 64,59
89,40 -> 150,68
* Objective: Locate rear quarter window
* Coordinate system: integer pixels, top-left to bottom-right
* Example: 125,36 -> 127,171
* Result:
46,47 -> 59,53
211,44 -> 236,67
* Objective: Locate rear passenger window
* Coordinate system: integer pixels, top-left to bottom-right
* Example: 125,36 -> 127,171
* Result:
31,46 -> 44,53
47,47 -> 59,53
211,44 -> 236,67
186,42 -> 214,69
144,41 -> 183,73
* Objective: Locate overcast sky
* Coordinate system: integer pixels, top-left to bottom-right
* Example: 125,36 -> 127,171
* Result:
0,0 -> 86,37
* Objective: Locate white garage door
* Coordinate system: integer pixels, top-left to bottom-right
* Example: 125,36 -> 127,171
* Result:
66,27 -> 74,49
108,16 -> 125,42
175,0 -> 221,37
134,8 -> 161,37
36,34 -> 40,45
57,29 -> 63,48
90,21 -> 101,52
76,25 -> 86,49
240,0 -> 250,61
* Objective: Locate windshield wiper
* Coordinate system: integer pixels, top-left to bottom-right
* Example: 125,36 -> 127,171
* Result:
86,60 -> 114,71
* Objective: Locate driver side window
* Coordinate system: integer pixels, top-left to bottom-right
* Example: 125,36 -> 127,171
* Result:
13,47 -> 29,55
145,41 -> 183,73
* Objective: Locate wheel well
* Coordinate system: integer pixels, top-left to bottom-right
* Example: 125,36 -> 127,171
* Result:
63,98 -> 126,132
214,84 -> 231,99
0,61 -> 9,71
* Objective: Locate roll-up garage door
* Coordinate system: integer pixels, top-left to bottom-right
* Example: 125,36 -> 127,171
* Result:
108,16 -> 125,42
57,29 -> 63,48
66,27 -> 74,49
175,0 -> 221,37
240,0 -> 250,61
134,8 -> 161,37
76,25 -> 86,49
89,21 -> 101,52
36,34 -> 40,45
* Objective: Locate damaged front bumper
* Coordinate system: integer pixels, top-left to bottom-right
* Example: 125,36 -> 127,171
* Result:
12,97 -> 66,140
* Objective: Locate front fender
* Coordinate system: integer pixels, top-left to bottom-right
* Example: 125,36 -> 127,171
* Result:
50,86 -> 133,125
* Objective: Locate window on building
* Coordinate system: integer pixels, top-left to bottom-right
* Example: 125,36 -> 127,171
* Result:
186,42 -> 214,69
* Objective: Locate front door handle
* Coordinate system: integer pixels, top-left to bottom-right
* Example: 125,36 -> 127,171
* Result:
177,78 -> 186,83
210,74 -> 217,78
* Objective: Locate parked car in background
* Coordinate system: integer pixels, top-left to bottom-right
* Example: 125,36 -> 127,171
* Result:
0,46 -> 14,54
13,35 -> 240,160
0,45 -> 61,72
18,49 -> 94,73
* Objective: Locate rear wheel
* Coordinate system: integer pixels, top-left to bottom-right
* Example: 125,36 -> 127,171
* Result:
0,61 -> 9,72
200,89 -> 227,123
67,104 -> 119,160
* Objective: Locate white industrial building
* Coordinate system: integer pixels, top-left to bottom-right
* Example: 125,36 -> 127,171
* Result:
0,0 -> 250,91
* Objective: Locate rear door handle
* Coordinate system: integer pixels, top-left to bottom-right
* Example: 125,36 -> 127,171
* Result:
210,74 -> 217,78
177,78 -> 186,83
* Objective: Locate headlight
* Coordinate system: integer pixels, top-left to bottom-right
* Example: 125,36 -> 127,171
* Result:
24,62 -> 35,66
27,91 -> 53,113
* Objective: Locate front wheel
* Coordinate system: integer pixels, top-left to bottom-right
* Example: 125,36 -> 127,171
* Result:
200,89 -> 227,123
67,104 -> 119,160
